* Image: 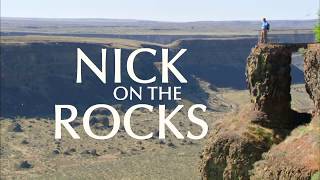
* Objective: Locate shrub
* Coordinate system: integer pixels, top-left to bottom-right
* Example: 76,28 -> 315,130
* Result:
311,171 -> 320,180
316,9 -> 320,42
315,25 -> 320,43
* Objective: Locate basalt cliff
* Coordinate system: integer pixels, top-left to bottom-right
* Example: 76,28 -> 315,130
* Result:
199,43 -> 319,180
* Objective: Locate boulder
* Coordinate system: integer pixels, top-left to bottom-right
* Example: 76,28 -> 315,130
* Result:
19,161 -> 33,169
10,122 -> 23,132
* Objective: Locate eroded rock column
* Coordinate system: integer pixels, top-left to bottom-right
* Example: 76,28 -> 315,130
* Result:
246,44 -> 293,127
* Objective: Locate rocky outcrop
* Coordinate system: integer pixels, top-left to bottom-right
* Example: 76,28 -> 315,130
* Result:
245,44 -> 311,128
246,44 -> 293,127
250,44 -> 320,180
304,44 -> 320,116
251,123 -> 320,180
199,107 -> 286,180
199,43 -> 318,180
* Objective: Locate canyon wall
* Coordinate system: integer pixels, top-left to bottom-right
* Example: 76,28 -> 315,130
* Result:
0,38 -> 258,117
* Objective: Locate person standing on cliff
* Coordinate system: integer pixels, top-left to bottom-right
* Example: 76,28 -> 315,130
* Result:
260,18 -> 270,43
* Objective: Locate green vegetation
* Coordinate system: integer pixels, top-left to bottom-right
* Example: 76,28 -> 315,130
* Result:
315,25 -> 320,42
315,10 -> 320,42
296,125 -> 310,135
247,125 -> 274,146
298,48 -> 306,55
311,171 -> 320,180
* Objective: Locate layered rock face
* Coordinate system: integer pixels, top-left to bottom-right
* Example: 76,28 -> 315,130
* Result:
200,43 -> 319,180
304,44 -> 320,116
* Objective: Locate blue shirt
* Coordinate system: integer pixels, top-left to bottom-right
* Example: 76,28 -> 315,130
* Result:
261,21 -> 269,30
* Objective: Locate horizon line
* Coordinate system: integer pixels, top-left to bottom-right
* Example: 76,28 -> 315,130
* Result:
1,16 -> 318,23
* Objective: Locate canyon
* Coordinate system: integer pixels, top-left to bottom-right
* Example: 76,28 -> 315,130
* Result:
0,34 -> 318,179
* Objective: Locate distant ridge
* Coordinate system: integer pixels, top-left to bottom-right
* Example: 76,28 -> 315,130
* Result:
1,17 -> 317,23
1,17 -> 317,27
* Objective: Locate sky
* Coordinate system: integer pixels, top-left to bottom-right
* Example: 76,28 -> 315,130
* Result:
1,0 -> 319,22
